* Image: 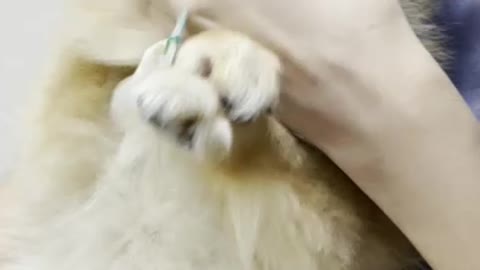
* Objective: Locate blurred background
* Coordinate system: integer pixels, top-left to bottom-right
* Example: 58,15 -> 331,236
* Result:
0,0 -> 64,177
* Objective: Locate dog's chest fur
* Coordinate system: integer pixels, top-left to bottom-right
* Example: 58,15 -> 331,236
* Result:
17,127 -> 359,270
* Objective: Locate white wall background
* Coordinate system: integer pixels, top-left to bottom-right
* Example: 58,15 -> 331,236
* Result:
0,0 -> 64,177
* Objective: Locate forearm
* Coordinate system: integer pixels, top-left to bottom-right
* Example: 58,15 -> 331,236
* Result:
361,123 -> 480,270
193,2 -> 480,266
302,16 -> 480,270
354,63 -> 480,269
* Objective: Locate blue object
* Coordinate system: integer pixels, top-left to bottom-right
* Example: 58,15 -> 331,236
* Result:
437,0 -> 480,118
164,10 -> 189,65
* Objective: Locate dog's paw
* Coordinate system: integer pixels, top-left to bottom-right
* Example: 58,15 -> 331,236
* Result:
130,41 -> 233,160
175,31 -> 282,123
112,31 -> 281,162
136,70 -> 233,160
136,69 -> 219,145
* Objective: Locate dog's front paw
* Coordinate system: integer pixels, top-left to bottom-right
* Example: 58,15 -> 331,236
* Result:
135,69 -> 230,153
137,70 -> 218,142
112,40 -> 233,161
130,43 -> 233,160
175,31 -> 282,124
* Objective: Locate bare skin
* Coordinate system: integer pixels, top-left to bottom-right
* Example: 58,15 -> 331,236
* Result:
174,1 -> 480,269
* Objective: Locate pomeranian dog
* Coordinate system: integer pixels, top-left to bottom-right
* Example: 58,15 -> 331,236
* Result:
1,0 -> 446,269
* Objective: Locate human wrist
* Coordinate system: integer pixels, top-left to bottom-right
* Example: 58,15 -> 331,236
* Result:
295,13 -> 476,158
277,19 -> 446,147
320,57 -> 479,182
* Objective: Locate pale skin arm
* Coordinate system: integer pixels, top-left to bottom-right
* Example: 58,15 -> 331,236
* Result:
338,43 -> 480,270
178,1 -> 480,268
279,18 -> 480,270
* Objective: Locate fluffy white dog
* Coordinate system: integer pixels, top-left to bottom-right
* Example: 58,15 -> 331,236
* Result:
1,1 -> 445,269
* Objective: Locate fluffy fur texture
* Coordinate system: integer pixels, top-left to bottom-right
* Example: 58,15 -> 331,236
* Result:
1,1 -> 445,269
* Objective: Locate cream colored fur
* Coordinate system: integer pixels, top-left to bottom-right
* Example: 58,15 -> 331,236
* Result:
1,1 -> 445,269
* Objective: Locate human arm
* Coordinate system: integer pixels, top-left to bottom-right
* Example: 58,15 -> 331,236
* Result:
177,1 -> 480,268
277,19 -> 480,270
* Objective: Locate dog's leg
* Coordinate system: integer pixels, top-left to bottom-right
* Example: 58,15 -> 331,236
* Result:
112,30 -> 298,169
111,31 -> 288,167
111,39 -> 233,163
